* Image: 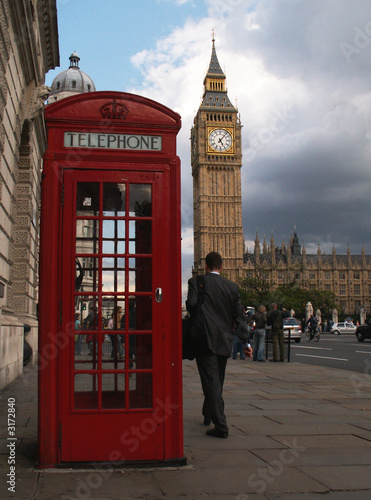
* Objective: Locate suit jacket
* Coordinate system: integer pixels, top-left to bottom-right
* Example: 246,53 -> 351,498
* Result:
186,272 -> 249,357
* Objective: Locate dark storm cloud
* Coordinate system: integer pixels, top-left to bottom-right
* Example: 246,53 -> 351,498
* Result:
227,0 -> 371,80
233,0 -> 371,255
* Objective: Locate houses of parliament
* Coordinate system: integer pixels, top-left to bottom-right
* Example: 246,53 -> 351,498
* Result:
191,38 -> 371,317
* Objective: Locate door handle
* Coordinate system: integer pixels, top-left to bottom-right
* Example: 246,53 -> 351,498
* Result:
155,288 -> 163,303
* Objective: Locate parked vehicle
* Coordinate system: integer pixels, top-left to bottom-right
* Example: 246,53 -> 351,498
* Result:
283,317 -> 302,343
355,322 -> 371,342
330,321 -> 356,335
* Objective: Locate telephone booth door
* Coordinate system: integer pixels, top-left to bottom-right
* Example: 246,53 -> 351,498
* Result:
60,169 -> 167,462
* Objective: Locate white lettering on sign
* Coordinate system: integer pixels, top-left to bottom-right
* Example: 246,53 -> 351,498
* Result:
64,132 -> 162,151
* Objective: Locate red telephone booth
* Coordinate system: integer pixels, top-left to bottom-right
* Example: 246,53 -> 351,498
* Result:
38,92 -> 184,467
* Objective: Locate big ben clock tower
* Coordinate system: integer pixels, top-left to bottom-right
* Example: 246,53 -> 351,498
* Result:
191,36 -> 245,281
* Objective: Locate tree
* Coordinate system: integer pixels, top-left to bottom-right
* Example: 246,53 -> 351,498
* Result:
271,286 -> 339,320
239,264 -> 273,307
239,266 -> 339,320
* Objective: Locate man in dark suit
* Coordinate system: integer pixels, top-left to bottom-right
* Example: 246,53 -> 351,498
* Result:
186,252 -> 251,438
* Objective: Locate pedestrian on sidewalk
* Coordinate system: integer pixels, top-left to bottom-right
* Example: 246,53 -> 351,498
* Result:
250,305 -> 267,362
266,303 -> 289,362
232,307 -> 247,360
186,251 -> 252,438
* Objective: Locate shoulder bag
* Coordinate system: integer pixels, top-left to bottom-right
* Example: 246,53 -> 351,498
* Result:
182,275 -> 206,360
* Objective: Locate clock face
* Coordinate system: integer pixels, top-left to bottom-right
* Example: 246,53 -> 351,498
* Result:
208,128 -> 233,153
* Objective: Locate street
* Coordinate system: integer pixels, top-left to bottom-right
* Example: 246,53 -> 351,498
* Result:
286,333 -> 371,374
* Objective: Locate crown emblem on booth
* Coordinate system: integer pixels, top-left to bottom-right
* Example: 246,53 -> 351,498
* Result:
100,99 -> 129,120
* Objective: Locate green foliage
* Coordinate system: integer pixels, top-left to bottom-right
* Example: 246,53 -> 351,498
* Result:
239,266 -> 272,306
239,269 -> 339,319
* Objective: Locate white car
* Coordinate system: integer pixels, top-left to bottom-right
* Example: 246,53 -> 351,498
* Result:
283,317 -> 302,343
331,322 -> 356,335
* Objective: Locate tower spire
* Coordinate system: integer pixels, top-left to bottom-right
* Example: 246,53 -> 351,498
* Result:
205,34 -> 225,78
201,36 -> 235,110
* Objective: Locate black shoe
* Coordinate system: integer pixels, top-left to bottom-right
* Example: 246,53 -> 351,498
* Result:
203,418 -> 211,426
269,359 -> 278,362
258,359 -> 265,362
206,428 -> 228,438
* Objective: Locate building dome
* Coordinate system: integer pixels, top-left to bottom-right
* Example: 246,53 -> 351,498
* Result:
49,52 -> 96,102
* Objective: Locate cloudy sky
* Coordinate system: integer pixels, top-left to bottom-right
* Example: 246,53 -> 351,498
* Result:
47,0 -> 371,300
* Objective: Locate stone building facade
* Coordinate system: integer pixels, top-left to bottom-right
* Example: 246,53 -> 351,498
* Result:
244,231 -> 371,316
192,41 -> 370,317
0,0 -> 59,388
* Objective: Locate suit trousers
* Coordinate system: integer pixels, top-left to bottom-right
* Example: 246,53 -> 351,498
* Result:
196,351 -> 228,433
272,328 -> 285,361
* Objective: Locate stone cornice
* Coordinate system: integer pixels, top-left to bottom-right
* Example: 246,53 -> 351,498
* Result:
8,0 -> 59,85
38,0 -> 59,72
9,0 -> 37,83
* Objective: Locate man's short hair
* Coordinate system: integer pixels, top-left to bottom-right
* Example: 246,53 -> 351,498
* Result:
205,252 -> 223,271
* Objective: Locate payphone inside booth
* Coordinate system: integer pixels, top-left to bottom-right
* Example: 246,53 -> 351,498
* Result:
38,92 -> 184,467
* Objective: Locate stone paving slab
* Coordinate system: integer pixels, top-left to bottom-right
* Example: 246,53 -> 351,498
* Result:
186,432 -> 282,451
340,400 -> 371,410
258,412 -> 369,425
232,418 -> 364,437
265,492 -> 369,500
251,445 -> 371,467
298,464 -> 371,491
152,466 -> 328,497
35,470 -> 164,500
351,420 -> 371,431
0,472 -> 38,500
244,401 -> 356,415
272,433 -> 371,449
185,447 -> 267,469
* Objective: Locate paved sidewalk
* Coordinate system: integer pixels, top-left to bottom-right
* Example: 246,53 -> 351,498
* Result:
1,358 -> 371,499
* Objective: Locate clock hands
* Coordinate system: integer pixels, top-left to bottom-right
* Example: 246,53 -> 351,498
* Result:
217,131 -> 229,147
217,131 -> 230,149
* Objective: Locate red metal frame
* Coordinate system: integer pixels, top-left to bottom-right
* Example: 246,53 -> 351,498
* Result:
38,92 -> 183,467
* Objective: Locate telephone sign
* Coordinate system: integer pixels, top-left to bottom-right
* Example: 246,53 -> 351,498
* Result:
64,131 -> 162,151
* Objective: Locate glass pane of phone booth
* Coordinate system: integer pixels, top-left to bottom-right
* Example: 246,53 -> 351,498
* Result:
74,182 -> 153,411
